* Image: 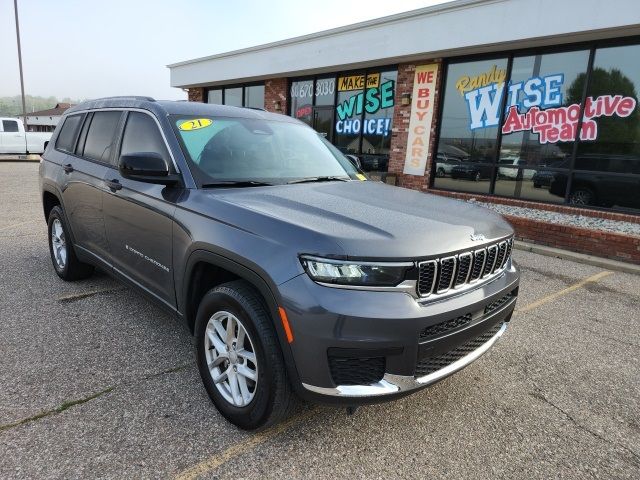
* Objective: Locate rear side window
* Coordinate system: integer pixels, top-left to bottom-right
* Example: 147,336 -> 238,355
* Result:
2,120 -> 19,132
82,111 -> 122,164
55,115 -> 83,153
120,112 -> 170,163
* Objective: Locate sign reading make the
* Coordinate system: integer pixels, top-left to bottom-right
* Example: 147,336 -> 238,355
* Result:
404,64 -> 439,176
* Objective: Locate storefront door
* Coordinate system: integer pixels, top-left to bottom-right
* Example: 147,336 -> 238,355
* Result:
312,106 -> 334,143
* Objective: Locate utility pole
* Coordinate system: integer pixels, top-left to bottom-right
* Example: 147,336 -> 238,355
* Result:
14,0 -> 28,130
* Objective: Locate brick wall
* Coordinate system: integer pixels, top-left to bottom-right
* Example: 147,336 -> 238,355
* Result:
504,215 -> 640,264
264,78 -> 288,114
188,88 -> 204,102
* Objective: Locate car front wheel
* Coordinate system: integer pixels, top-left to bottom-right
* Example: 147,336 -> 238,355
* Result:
47,205 -> 94,281
195,280 -> 297,430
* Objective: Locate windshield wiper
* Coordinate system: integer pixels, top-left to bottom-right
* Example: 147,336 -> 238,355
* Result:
201,180 -> 274,188
287,176 -> 350,185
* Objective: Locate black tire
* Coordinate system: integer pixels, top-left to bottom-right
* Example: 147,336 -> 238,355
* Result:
47,205 -> 94,281
533,183 -> 541,188
474,171 -> 481,182
436,167 -> 445,177
195,280 -> 297,430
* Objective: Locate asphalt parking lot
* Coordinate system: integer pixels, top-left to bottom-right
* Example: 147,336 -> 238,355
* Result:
1,162 -> 639,479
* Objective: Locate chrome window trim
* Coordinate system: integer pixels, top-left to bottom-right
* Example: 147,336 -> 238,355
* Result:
62,107 -> 181,173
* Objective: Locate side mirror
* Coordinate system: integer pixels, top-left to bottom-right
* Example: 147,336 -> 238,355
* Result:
119,152 -> 180,186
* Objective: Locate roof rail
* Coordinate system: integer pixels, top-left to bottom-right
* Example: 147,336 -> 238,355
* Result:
245,106 -> 266,111
93,95 -> 156,102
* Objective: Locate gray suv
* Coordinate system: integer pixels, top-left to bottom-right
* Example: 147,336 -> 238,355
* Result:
39,97 -> 520,430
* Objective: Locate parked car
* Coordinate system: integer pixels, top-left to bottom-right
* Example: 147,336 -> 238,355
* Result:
40,97 -> 519,430
435,152 -> 462,177
451,161 -> 493,181
549,160 -> 640,209
0,117 -> 51,154
497,157 -> 535,180
532,159 -> 570,188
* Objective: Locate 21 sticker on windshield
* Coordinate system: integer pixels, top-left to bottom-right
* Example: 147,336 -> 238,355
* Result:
179,118 -> 213,131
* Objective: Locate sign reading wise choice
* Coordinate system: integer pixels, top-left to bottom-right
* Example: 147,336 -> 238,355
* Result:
403,64 -> 439,176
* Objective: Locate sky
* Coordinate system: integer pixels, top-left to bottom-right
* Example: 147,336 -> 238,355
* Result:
0,0 -> 451,101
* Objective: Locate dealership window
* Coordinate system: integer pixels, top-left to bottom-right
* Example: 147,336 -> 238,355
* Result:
206,84 -> 264,109
290,79 -> 314,125
432,41 -> 640,214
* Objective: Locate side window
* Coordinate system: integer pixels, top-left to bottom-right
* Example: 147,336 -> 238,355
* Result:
2,120 -> 19,132
55,115 -> 83,153
120,112 -> 170,164
82,111 -> 122,164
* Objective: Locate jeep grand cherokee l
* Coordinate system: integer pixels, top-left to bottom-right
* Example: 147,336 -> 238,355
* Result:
39,97 -> 520,430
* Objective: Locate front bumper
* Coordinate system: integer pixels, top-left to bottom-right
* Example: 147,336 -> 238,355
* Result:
279,263 -> 519,403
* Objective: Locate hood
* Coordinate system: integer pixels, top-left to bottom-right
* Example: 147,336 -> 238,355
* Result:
198,181 -> 513,259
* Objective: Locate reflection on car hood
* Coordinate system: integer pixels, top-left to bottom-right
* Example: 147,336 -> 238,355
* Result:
197,181 -> 513,259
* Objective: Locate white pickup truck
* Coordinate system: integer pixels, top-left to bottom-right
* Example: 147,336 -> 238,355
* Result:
0,117 -> 51,154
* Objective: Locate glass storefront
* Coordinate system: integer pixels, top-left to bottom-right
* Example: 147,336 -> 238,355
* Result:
289,69 -> 397,179
433,41 -> 640,214
207,84 -> 264,109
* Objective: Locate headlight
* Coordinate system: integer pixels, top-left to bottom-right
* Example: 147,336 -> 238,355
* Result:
300,256 -> 412,286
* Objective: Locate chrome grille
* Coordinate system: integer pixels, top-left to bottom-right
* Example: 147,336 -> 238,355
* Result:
436,256 -> 456,293
417,238 -> 513,298
417,260 -> 437,296
454,252 -> 472,287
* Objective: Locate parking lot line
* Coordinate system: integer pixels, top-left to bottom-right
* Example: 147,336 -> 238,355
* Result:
174,409 -> 317,480
515,270 -> 613,314
172,269 -> 617,479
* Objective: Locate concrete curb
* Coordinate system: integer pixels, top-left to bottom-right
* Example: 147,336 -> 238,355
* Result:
514,240 -> 640,275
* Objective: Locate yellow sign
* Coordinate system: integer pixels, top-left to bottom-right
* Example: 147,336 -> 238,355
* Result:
455,64 -> 506,95
338,73 -> 380,91
178,118 -> 213,131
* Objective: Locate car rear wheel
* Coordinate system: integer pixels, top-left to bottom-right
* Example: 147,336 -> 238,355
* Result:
569,188 -> 595,206
474,171 -> 481,182
436,167 -> 445,177
195,280 -> 297,430
47,206 -> 94,281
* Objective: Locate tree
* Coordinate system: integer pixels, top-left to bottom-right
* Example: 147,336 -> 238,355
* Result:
566,68 -> 640,155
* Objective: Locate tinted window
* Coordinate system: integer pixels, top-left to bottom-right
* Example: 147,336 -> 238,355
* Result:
2,120 -> 19,132
55,115 -> 83,153
290,79 -> 314,125
207,89 -> 222,104
245,85 -> 265,109
224,88 -> 243,107
120,112 -> 170,163
82,111 -> 122,164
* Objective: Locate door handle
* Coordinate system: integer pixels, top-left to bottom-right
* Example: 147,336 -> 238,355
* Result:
63,163 -> 74,174
105,179 -> 122,191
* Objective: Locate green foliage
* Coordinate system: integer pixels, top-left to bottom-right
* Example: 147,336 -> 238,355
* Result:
0,95 -> 83,117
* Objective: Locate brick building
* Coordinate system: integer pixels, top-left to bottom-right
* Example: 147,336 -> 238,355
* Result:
169,0 -> 640,263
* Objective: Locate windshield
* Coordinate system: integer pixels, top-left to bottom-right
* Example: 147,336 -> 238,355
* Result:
171,115 -> 359,186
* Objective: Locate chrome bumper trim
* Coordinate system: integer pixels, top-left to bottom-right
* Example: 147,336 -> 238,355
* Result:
301,322 -> 507,398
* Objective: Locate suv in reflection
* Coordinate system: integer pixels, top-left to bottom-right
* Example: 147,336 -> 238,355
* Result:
40,97 -> 519,430
549,155 -> 640,208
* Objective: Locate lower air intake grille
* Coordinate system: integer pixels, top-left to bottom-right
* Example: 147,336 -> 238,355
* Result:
328,356 -> 385,386
419,313 -> 473,340
415,323 -> 502,377
484,292 -> 514,315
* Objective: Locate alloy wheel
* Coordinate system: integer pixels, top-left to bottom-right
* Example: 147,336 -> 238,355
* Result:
204,311 -> 258,407
51,218 -> 67,270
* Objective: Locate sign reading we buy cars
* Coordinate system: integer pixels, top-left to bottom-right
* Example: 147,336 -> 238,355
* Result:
404,64 -> 439,176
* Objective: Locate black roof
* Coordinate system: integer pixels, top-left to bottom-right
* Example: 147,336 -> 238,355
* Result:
65,96 -> 300,123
